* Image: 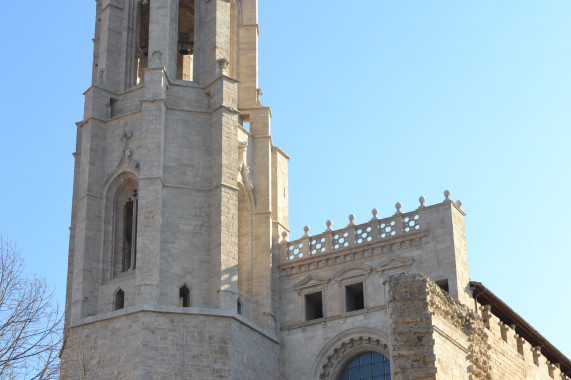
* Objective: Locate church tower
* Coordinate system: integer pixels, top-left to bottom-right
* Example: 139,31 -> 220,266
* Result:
63,0 -> 288,377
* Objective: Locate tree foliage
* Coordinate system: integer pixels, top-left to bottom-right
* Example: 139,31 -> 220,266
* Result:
0,237 -> 62,379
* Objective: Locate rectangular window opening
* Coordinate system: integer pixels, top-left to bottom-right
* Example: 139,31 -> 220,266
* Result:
345,282 -> 364,312
436,279 -> 449,293
305,291 -> 323,321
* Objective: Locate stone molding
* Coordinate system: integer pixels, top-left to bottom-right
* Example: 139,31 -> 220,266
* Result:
280,305 -> 387,332
70,306 -> 279,344
314,328 -> 390,380
333,265 -> 371,286
280,230 -> 427,277
375,256 -> 413,278
293,275 -> 330,295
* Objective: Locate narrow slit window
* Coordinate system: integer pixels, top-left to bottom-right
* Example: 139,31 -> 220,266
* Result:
237,299 -> 243,315
122,189 -> 138,272
305,291 -> 323,321
137,1 -> 150,84
177,0 -> 195,81
179,286 -> 190,307
345,282 -> 365,312
109,98 -> 118,118
115,289 -> 125,311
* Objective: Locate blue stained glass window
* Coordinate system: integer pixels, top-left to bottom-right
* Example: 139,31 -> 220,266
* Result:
348,358 -> 360,369
339,352 -> 391,380
360,353 -> 372,365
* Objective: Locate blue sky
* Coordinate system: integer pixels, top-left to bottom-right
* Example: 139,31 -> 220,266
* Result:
0,0 -> 570,359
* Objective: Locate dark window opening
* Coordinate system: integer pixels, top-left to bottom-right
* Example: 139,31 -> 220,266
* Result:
179,286 -> 190,307
436,279 -> 449,293
109,98 -> 118,118
305,291 -> 323,321
137,1 -> 150,84
237,299 -> 243,315
122,189 -> 138,273
177,0 -> 195,81
345,282 -> 365,312
114,289 -> 125,311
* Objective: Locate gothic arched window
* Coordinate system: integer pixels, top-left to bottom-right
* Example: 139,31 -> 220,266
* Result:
122,189 -> 138,272
338,352 -> 391,380
179,285 -> 191,307
110,181 -> 139,278
114,289 -> 125,311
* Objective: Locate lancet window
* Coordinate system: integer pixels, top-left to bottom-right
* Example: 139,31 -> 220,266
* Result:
136,0 -> 150,84
177,0 -> 195,81
110,180 -> 139,278
122,189 -> 138,272
179,285 -> 191,307
114,289 -> 125,311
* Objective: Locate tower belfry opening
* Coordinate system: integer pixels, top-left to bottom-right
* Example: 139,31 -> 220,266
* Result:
177,0 -> 195,81
137,0 -> 150,85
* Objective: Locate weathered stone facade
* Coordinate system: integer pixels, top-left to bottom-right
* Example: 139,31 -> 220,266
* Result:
63,1 -> 571,379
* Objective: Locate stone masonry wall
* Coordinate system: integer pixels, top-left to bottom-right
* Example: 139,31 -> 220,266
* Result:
389,274 -> 491,380
389,274 -> 439,380
62,310 -> 279,380
389,273 -> 570,380
480,304 -> 570,380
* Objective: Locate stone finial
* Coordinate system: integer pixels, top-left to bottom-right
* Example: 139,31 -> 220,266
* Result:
326,220 -> 333,231
303,225 -> 310,237
371,208 -> 379,220
395,202 -> 402,215
281,231 -> 288,242
456,200 -> 463,209
257,88 -> 263,104
418,196 -> 426,208
443,190 -> 451,201
348,214 -> 356,226
217,58 -> 230,75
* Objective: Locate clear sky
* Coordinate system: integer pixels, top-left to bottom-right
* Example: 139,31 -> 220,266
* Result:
0,0 -> 570,359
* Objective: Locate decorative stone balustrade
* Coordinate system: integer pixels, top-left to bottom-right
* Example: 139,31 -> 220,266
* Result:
283,204 -> 422,262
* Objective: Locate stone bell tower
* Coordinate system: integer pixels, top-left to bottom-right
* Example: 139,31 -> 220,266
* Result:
63,0 -> 288,377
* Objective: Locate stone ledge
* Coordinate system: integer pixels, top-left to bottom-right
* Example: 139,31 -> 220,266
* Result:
280,230 -> 428,276
280,305 -> 387,331
71,305 -> 279,344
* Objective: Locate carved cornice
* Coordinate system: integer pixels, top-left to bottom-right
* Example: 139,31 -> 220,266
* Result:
333,265 -> 371,285
280,231 -> 427,277
293,275 -> 330,295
